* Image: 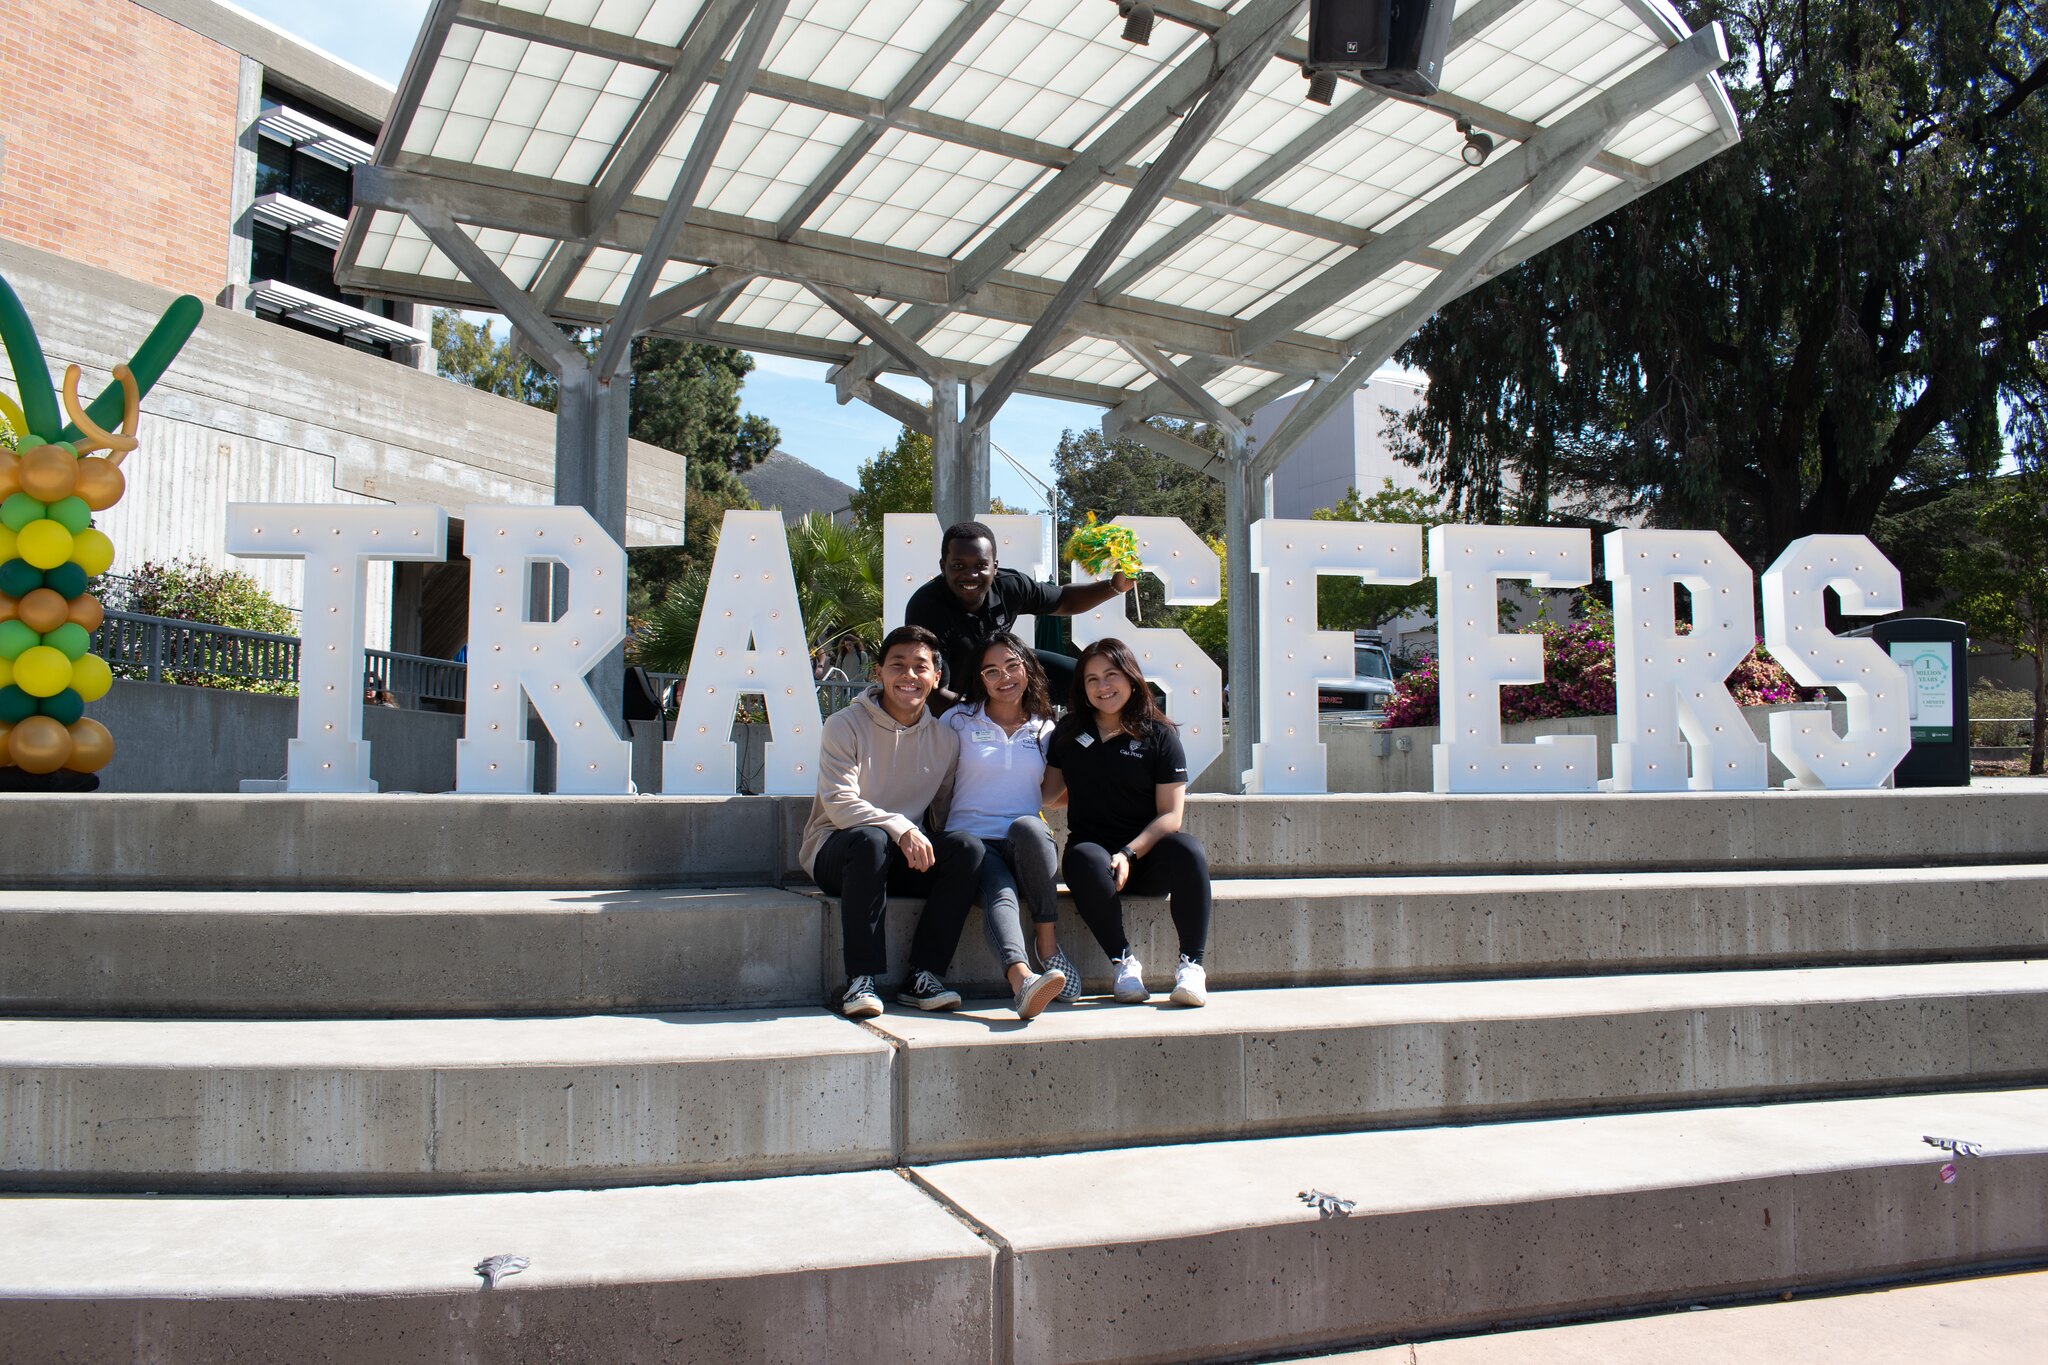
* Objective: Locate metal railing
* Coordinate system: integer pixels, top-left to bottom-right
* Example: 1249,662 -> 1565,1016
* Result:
92,609 -> 464,702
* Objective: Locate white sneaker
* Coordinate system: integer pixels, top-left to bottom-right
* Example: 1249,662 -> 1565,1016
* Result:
1111,952 -> 1148,1003
1170,955 -> 1208,1008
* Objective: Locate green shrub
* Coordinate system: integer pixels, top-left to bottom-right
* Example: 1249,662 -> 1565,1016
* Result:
113,558 -> 298,694
1968,680 -> 2034,747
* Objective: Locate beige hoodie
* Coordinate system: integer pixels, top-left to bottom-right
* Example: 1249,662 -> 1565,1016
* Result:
798,687 -> 961,876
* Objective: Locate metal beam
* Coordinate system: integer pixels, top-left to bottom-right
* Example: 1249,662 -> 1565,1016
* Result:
641,266 -> 749,329
845,379 -> 934,437
350,163 -> 1346,375
1233,23 -> 1730,363
773,0 -> 1003,241
594,0 -> 787,381
1102,411 -> 1228,479
583,0 -> 755,241
1254,156 -> 1594,480
967,6 -> 1297,429
835,0 -> 1306,395
1116,338 -> 1243,436
803,283 -> 940,380
408,204 -> 581,375
1096,0 -> 1521,300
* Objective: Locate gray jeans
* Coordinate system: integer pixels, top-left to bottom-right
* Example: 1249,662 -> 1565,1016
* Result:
976,815 -> 1059,970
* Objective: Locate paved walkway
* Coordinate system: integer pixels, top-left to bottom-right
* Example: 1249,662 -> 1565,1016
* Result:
1298,1270 -> 2048,1363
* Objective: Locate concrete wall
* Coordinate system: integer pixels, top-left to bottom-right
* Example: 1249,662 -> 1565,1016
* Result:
93,681 -> 460,794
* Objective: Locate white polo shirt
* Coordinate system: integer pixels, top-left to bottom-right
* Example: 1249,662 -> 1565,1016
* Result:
942,704 -> 1054,840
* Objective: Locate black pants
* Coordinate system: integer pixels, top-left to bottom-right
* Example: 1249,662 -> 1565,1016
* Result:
1035,648 -> 1075,704
813,825 -> 982,978
1062,832 -> 1211,964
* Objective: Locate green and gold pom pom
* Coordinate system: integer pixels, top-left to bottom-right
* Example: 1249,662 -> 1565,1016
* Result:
1062,511 -> 1141,580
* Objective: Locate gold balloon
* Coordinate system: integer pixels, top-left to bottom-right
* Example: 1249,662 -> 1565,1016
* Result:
65,593 -> 104,632
16,445 -> 79,502
0,720 -> 12,766
0,592 -> 15,624
17,587 -> 68,634
64,717 -> 113,774
0,452 -> 18,500
8,715 -> 71,774
72,456 -> 124,512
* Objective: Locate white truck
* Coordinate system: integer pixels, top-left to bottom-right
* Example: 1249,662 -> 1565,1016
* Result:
1316,631 -> 1398,715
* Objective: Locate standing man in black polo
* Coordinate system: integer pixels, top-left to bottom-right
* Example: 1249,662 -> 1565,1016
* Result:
906,520 -> 1134,709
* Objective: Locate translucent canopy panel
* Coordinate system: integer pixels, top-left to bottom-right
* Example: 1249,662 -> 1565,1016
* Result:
341,0 -> 1738,419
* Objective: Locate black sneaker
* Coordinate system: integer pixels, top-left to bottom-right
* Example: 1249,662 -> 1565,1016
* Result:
839,975 -> 883,1019
897,969 -> 961,1011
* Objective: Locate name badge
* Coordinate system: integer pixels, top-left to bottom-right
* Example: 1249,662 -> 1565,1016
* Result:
970,727 -> 1001,743
1076,733 -> 1094,747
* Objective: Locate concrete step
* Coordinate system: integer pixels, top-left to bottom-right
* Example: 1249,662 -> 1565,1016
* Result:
0,1170 -> 996,1365
2,1091 -> 2041,1364
0,887 -> 828,1016
4,787 -> 2045,889
919,1088 -> 2048,1365
8,963 -> 2046,1191
838,863 -> 2048,1000
10,864 -> 2046,1017
1305,1266 -> 2048,1364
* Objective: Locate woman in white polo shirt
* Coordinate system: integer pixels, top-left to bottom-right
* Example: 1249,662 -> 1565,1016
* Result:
943,632 -> 1073,1019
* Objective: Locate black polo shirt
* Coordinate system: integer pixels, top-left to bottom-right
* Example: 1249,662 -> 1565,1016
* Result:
1047,721 -> 1189,852
904,567 -> 1063,688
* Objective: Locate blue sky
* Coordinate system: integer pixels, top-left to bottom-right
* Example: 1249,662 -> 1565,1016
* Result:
231,0 -> 1103,511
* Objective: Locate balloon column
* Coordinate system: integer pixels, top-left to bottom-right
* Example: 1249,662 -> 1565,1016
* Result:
0,276 -> 201,777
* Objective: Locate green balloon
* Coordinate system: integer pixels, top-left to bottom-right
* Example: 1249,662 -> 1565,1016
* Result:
43,622 -> 90,659
1,493 -> 48,532
48,496 -> 91,534
0,685 -> 35,724
0,559 -> 41,598
36,688 -> 83,726
42,562 -> 86,598
0,619 -> 36,660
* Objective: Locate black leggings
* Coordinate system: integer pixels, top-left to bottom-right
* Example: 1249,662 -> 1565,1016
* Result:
1062,832 -> 1211,965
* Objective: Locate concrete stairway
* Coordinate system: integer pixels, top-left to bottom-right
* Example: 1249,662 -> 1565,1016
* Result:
2,788 -> 2046,1364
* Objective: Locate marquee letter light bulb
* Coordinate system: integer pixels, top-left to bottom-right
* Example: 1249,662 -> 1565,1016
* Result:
1605,529 -> 1769,791
1070,516 -> 1223,785
1250,519 -> 1422,794
457,504 -> 631,795
1760,535 -> 1911,789
666,510 -> 822,794
882,512 -> 1052,651
1430,525 -> 1597,793
226,503 -> 446,793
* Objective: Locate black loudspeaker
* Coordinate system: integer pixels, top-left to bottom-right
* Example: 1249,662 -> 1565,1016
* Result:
1308,0 -> 1390,70
1364,0 -> 1454,97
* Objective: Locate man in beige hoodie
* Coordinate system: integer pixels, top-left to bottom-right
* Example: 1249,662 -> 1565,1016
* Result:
800,624 -> 982,1018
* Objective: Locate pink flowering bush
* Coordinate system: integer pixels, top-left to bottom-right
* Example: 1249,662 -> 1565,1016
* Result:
1378,603 -> 1818,729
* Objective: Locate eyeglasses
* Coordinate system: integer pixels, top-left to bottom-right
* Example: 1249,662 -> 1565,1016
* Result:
979,659 -> 1028,681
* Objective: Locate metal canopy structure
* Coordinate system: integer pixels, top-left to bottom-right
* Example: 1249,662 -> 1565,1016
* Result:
338,0 -> 1736,783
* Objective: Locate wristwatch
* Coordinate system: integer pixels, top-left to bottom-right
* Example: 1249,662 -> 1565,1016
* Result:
1117,844 -> 1137,862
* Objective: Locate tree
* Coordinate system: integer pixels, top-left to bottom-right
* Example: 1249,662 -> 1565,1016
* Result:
430,311 -> 556,409
848,427 -> 934,533
1945,478 -> 2048,773
1311,480 -> 1443,630
1390,0 -> 2048,567
115,558 -> 298,693
1052,422 -> 1225,545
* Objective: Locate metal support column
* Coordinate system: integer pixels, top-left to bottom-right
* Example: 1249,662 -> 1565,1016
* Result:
1222,432 -> 1260,793
552,359 -> 633,732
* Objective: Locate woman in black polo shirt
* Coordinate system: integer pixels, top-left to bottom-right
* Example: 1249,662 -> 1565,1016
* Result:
1043,637 -> 1212,1007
